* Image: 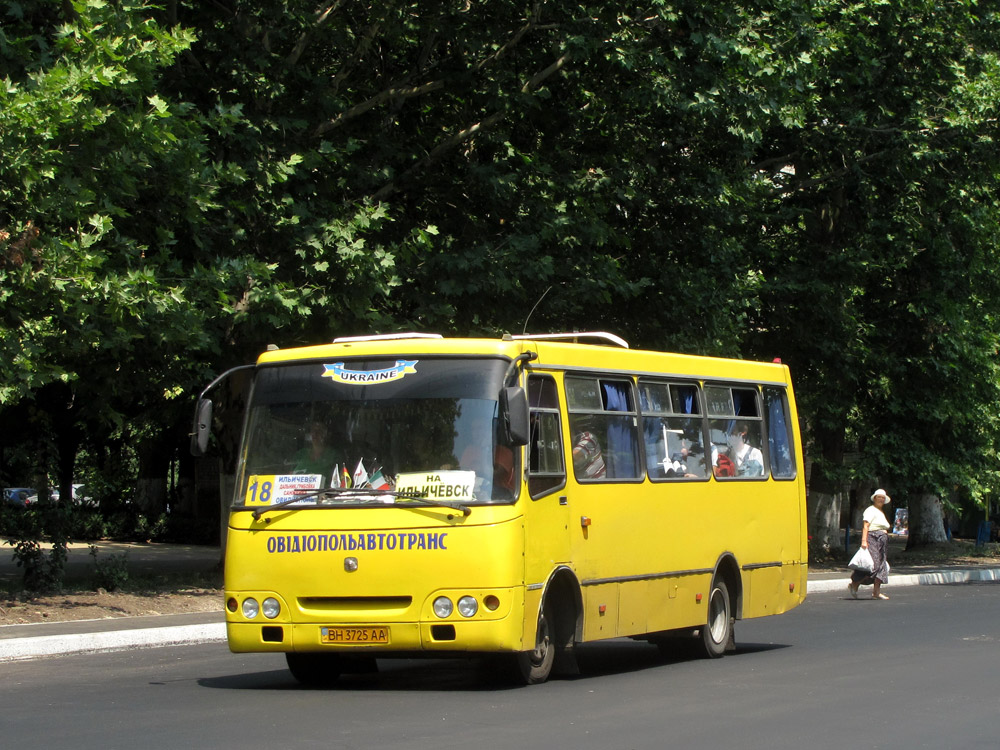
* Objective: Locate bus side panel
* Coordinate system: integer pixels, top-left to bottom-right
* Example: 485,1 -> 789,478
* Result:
743,562 -> 808,619
580,583 -> 619,641
620,575 -> 709,639
617,579 -> 650,635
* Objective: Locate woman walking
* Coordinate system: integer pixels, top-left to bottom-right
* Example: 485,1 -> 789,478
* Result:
849,489 -> 892,600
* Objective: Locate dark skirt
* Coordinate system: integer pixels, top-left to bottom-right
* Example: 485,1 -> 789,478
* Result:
851,530 -> 889,586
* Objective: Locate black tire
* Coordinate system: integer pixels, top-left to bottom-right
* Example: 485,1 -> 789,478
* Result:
285,653 -> 342,686
514,607 -> 555,684
700,579 -> 732,659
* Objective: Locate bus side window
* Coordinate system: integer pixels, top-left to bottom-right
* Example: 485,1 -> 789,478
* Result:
706,385 -> 767,480
764,387 -> 796,478
639,381 -> 708,481
566,376 -> 641,481
528,375 -> 566,498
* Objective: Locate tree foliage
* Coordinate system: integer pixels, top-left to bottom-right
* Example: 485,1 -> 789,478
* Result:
2,0 -> 1000,553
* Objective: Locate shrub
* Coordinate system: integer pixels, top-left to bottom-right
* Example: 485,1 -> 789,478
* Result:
89,544 -> 130,591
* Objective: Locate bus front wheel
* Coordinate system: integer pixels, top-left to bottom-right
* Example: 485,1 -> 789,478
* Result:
700,579 -> 733,659
515,609 -> 554,684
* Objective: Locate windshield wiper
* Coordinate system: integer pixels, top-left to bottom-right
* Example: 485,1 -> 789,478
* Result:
391,494 -> 472,517
251,487 -> 392,519
250,487 -> 471,519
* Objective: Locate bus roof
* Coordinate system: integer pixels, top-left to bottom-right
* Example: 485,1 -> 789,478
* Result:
255,333 -> 792,386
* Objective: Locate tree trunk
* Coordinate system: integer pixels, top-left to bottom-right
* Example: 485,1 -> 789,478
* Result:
174,447 -> 196,516
135,431 -> 170,515
52,401 -> 79,505
808,488 -> 842,549
806,425 -> 846,550
905,493 -> 948,548
213,367 -> 253,561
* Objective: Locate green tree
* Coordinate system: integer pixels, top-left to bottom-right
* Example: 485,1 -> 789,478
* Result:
5,0 -> 1000,557
749,0 -> 1000,547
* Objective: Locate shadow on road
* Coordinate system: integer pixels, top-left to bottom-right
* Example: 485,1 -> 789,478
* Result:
195,639 -> 792,692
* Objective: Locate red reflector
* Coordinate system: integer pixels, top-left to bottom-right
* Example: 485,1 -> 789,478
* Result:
696,593 -> 703,603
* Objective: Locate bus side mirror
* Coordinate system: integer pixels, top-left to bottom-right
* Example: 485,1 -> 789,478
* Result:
190,398 -> 214,457
500,386 -> 529,447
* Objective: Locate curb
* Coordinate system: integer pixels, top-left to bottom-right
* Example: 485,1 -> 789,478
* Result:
807,567 -> 1000,594
0,622 -> 226,662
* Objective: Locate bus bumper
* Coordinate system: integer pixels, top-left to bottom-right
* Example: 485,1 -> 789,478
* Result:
226,616 -> 525,654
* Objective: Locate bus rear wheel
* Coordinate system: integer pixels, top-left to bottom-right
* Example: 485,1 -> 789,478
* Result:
514,609 -> 554,684
285,653 -> 342,686
700,579 -> 733,659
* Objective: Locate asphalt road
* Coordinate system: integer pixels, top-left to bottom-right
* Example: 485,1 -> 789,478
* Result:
3,583 -> 998,750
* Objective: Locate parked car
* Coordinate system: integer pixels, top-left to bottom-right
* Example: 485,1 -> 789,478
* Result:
3,487 -> 34,509
23,484 -> 94,506
67,483 -> 94,506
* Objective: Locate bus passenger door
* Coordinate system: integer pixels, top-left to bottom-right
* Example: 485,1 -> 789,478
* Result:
524,375 -> 572,578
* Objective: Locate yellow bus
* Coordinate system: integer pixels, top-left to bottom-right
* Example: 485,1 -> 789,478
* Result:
191,332 -> 807,684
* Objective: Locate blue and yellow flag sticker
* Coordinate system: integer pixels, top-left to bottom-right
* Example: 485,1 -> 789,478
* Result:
322,360 -> 418,385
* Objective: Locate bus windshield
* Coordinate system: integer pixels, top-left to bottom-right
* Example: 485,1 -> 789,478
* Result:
235,357 -> 517,508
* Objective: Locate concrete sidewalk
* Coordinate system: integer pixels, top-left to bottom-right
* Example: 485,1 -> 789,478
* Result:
806,563 -> 1000,593
0,611 -> 225,661
2,553 -> 999,662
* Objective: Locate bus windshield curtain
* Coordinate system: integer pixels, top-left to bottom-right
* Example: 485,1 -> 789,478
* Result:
603,382 -> 637,477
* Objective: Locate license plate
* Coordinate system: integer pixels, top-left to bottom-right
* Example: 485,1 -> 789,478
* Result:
320,626 -> 390,644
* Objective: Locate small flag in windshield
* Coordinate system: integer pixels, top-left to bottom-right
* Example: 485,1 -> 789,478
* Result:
369,468 -> 390,491
353,459 -> 368,488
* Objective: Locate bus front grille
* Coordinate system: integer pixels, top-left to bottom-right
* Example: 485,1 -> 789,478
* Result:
296,596 -> 413,617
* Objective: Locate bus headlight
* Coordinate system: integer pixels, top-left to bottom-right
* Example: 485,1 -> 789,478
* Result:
242,598 -> 260,619
262,597 -> 281,619
457,596 -> 478,617
433,596 -> 453,618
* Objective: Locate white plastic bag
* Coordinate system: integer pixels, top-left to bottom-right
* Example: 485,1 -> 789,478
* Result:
848,546 -> 874,573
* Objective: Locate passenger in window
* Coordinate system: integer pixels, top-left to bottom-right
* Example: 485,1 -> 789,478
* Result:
725,422 -> 764,477
667,428 -> 708,477
572,422 -> 607,479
